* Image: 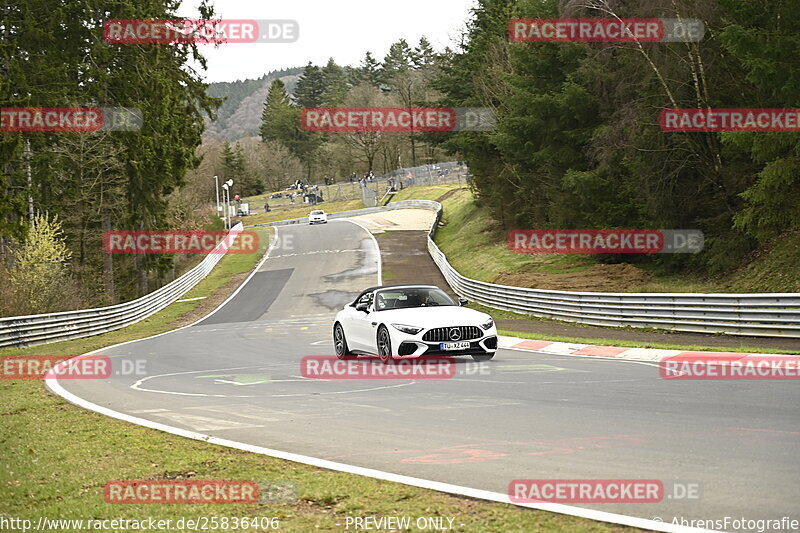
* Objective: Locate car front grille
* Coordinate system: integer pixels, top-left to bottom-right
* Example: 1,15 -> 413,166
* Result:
422,326 -> 483,342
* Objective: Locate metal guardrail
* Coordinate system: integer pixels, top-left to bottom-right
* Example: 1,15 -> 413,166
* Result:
0,223 -> 246,349
4,199 -> 799,348
254,199 -> 800,337
398,201 -> 800,338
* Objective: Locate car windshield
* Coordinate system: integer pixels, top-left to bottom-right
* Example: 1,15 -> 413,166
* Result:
373,287 -> 455,311
311,211 -> 324,215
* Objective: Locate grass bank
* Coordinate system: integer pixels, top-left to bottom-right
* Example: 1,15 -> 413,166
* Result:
434,190 -> 800,293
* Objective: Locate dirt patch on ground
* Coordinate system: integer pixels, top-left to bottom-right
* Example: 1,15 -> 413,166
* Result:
494,263 -> 652,292
377,230 -> 800,352
435,188 -> 468,203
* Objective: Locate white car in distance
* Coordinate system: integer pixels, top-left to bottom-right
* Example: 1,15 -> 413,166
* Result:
333,285 -> 498,363
309,210 -> 327,224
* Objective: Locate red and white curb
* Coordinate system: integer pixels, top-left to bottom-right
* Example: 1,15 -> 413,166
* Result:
498,336 -> 798,362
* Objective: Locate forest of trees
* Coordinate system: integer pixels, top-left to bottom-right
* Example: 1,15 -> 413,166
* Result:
434,0 -> 800,274
1,0 -> 220,312
258,38 -> 450,183
205,67 -> 304,140
2,0 -> 799,317
189,39 -> 450,204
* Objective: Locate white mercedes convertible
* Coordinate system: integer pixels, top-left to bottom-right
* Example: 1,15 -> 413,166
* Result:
333,285 -> 498,363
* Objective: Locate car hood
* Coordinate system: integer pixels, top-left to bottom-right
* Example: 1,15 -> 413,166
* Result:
372,306 -> 492,328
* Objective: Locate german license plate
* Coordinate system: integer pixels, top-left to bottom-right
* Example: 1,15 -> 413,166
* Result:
440,341 -> 471,351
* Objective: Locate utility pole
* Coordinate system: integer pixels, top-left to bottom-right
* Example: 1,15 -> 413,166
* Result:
214,175 -> 220,218
24,138 -> 33,220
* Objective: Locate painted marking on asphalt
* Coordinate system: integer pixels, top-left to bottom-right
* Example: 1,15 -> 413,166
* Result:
132,366 -> 415,398
271,249 -> 362,258
198,373 -> 273,385
514,340 -> 553,350
186,406 -> 281,422
46,216 -> 695,533
403,448 -> 508,465
504,347 -> 664,368
48,373 -> 691,533
414,399 -> 522,409
728,427 -> 800,436
328,435 -> 650,463
340,219 -> 382,284
573,345 -> 630,357
495,364 -> 587,374
145,412 -> 264,431
214,379 -> 269,386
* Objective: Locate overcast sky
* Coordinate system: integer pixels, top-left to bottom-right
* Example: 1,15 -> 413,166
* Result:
178,0 -> 477,83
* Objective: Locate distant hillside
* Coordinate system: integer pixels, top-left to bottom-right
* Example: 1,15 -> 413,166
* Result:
205,67 -> 303,141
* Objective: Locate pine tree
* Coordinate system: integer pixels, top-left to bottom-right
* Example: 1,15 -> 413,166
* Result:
412,37 -> 436,69
359,52 -> 383,88
381,39 -> 413,88
260,79 -> 295,143
293,63 -> 327,108
321,58 -> 349,106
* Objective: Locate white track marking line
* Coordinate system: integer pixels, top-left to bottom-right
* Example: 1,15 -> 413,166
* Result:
46,377 -> 712,533
502,344 -> 664,368
130,367 -> 414,398
44,215 -> 713,533
337,219 -> 382,285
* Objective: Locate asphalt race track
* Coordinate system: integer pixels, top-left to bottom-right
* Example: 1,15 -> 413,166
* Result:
56,220 -> 800,529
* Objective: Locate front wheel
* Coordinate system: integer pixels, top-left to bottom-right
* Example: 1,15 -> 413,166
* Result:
334,323 -> 356,360
471,353 -> 495,362
377,326 -> 393,364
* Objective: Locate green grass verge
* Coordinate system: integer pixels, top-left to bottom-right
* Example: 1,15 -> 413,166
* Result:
389,183 -> 464,202
0,228 -> 273,359
435,190 -> 800,293
0,228 -> 638,532
434,190 -> 591,281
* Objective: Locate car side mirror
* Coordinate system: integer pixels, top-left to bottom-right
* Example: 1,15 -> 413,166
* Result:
458,298 -> 469,306
355,302 -> 370,313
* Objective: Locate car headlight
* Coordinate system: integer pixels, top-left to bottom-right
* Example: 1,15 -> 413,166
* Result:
391,324 -> 423,335
480,318 -> 494,330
